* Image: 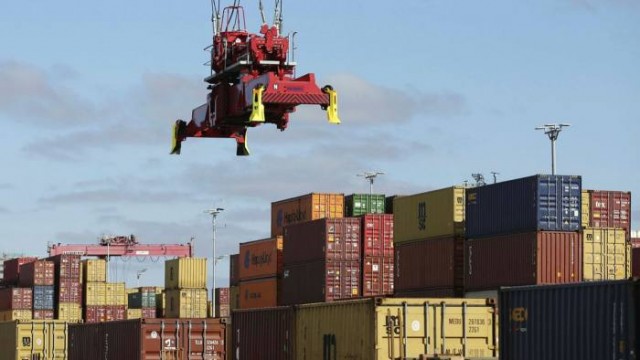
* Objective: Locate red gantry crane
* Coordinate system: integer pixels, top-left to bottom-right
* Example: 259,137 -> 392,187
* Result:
170,0 -> 340,156
47,235 -> 193,258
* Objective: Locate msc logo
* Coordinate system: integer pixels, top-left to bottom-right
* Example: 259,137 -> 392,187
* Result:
511,307 -> 528,322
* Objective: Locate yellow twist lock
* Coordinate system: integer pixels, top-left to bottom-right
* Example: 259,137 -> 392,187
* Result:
323,86 -> 341,124
249,85 -> 265,122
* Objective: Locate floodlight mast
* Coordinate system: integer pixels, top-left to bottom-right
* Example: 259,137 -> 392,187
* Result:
535,124 -> 570,175
204,207 -> 224,316
357,171 -> 384,196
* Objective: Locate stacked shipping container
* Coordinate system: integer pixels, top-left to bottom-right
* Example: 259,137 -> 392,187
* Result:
46,254 -> 83,322
214,287 -> 230,317
238,236 -> 283,309
164,257 -> 208,318
360,213 -> 394,296
271,192 -> 344,237
127,287 -> 157,319
82,259 -> 127,323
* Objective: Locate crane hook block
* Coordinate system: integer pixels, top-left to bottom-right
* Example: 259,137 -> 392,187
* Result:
323,86 -> 341,125
249,85 -> 265,123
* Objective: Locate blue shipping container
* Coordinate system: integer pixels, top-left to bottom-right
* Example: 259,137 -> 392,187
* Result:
33,285 -> 55,310
499,280 -> 638,360
466,174 -> 581,238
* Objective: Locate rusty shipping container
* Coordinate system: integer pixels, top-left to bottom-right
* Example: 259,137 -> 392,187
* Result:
500,280 -> 638,360
361,213 -> 394,257
281,260 -> 360,305
465,231 -> 582,291
362,256 -> 393,296
283,217 -> 360,264
68,318 -> 226,360
0,320 -> 71,360
395,236 -> 464,295
232,306 -> 295,360
584,190 -> 632,231
229,254 -> 240,286
1,257 -> 37,284
239,276 -> 280,309
47,254 -> 81,279
583,227 -> 630,280
17,260 -> 54,286
0,287 -> 32,310
271,192 -> 344,236
165,257 -> 207,290
239,236 -> 283,281
84,305 -> 126,323
466,175 -> 582,238
33,285 -> 55,310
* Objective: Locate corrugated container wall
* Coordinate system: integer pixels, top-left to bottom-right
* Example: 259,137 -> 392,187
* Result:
344,193 -> 386,216
271,192 -> 344,236
361,256 -> 393,296
239,277 -> 279,309
84,305 -> 126,323
47,254 -> 81,279
229,254 -> 240,286
56,302 -> 82,322
465,231 -> 582,291
165,288 -> 208,318
68,318 -> 226,360
164,257 -> 207,289
239,236 -> 283,281
585,190 -> 632,231
466,175 -> 581,238
232,307 -> 295,360
33,310 -> 54,320
394,186 -> 465,243
283,217 -> 361,264
33,285 -> 55,310
281,260 -> 360,305
499,280 -> 638,360
0,287 -> 32,310
0,320 -> 70,360
295,297 -> 498,359
0,310 -> 32,321
583,227 -> 630,280
361,214 -> 394,257
17,260 -> 54,286
2,257 -> 37,284
83,259 -> 107,282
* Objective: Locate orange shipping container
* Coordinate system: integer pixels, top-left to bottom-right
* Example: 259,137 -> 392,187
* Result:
271,193 -> 344,236
238,277 -> 279,309
239,236 -> 283,281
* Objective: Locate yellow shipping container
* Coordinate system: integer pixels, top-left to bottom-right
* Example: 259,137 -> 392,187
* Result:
583,228 -> 631,280
85,282 -> 107,305
0,310 -> 32,322
581,190 -> 590,228
0,320 -> 70,360
271,193 -> 344,237
127,308 -> 142,319
165,289 -> 208,318
295,297 -> 498,359
57,303 -> 82,322
105,282 -> 127,305
393,186 -> 465,243
83,259 -> 107,282
165,258 -> 208,290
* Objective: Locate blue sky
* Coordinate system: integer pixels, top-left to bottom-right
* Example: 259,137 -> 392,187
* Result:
1,0 -> 638,289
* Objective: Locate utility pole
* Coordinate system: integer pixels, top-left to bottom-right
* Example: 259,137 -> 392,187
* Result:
535,124 -> 570,175
204,207 -> 224,317
357,171 -> 384,196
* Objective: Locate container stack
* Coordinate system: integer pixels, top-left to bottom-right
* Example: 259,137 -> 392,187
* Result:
281,218 -> 361,305
0,287 -> 33,321
127,286 -> 158,319
271,192 -> 344,237
46,254 -> 83,322
464,175 -> 583,293
228,254 -> 240,312
393,186 -> 466,297
19,260 -> 55,319
238,237 -> 283,309
164,257 -> 208,318
82,259 -> 127,323
581,190 -> 632,281
214,287 -> 230,317
360,213 -> 394,296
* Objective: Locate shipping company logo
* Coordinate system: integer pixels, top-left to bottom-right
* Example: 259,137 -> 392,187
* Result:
417,202 -> 427,230
510,307 -> 528,333
278,208 -> 307,227
244,249 -> 272,268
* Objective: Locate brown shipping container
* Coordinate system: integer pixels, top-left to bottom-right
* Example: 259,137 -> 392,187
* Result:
361,214 -> 394,257
0,287 -> 32,310
395,236 -> 464,293
229,254 -> 240,286
586,190 -> 632,231
232,306 -> 295,360
283,217 -> 360,264
47,254 -> 81,279
215,287 -> 230,305
32,310 -> 54,320
58,277 -> 82,303
17,260 -> 55,286
2,257 -> 37,284
271,192 -> 344,236
361,256 -> 393,297
281,260 -> 360,305
68,318 -> 226,360
215,304 -> 230,318
465,231 -> 582,291
141,308 -> 156,318
229,286 -> 239,311
84,305 -> 126,323
239,236 -> 284,281
239,277 -> 279,309
394,287 -> 462,298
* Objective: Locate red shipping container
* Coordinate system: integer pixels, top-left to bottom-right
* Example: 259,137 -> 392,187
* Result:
395,236 -> 464,294
362,256 -> 393,297
587,190 -> 632,231
58,278 -> 82,303
233,306 -> 295,360
33,309 -> 55,320
281,260 -> 360,305
239,237 -> 284,281
0,287 -> 33,310
46,254 -> 81,279
465,231 -> 582,291
141,308 -> 156,318
84,305 -> 126,323
229,254 -> 240,286
2,257 -> 38,284
283,218 -> 360,265
18,260 -> 55,286
215,287 -> 230,305
361,214 -> 394,257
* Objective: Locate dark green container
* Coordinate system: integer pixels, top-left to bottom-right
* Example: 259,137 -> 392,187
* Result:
128,291 -> 157,308
344,194 -> 385,216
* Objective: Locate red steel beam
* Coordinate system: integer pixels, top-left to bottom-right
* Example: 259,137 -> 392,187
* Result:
48,243 -> 193,258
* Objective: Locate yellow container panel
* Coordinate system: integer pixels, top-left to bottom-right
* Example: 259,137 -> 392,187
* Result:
165,258 -> 208,290
583,228 -> 630,281
105,282 -> 127,305
581,190 -> 590,227
165,289 -> 208,318
127,308 -> 142,319
394,186 -> 466,243
0,310 -> 32,322
57,303 -> 83,322
0,320 -> 70,360
271,193 -> 344,237
83,259 -> 107,282
295,298 -> 498,359
84,282 -> 107,306
156,292 -> 166,318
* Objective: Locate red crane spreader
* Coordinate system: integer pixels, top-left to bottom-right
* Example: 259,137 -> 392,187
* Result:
171,3 -> 340,156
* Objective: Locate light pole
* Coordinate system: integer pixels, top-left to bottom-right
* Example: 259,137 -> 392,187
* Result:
204,207 -> 224,317
136,268 -> 147,288
535,124 -> 570,175
357,171 -> 384,196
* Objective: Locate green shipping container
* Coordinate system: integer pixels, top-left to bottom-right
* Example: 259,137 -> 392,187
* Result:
345,194 -> 386,216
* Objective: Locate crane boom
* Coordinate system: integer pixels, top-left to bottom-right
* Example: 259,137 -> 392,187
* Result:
47,235 -> 193,258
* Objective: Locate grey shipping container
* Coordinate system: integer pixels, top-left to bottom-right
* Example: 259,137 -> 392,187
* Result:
232,306 -> 295,360
33,285 -> 55,310
466,174 -> 581,238
500,280 -> 638,360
